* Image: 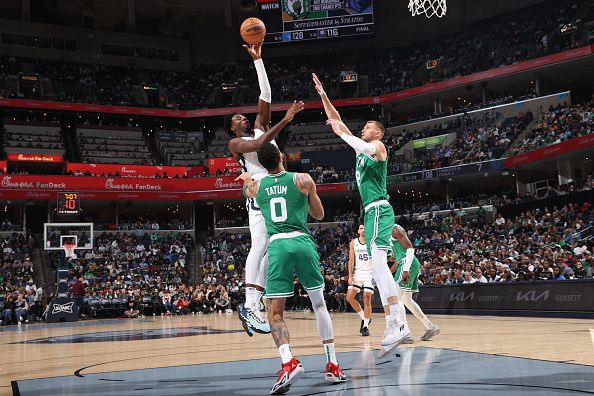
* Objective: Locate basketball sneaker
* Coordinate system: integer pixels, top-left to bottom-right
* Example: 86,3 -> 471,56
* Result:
325,362 -> 347,383
361,326 -> 370,337
359,319 -> 364,334
381,320 -> 410,347
421,325 -> 440,341
269,358 -> 305,395
238,303 -> 271,334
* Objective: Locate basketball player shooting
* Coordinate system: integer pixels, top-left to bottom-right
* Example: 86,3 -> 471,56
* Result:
346,224 -> 374,337
312,73 -> 410,351
226,41 -> 304,336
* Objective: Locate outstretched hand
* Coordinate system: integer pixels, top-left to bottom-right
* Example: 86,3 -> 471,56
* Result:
326,118 -> 344,136
284,100 -> 305,122
312,73 -> 325,96
234,172 -> 252,183
243,41 -> 263,60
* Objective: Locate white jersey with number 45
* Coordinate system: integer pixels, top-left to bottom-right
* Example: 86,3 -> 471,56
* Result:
354,238 -> 373,274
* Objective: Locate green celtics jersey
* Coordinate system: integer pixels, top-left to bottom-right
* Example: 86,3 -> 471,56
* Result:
355,152 -> 389,207
390,236 -> 407,263
256,171 -> 308,236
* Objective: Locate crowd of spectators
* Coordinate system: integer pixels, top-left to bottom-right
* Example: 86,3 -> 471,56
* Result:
94,219 -> 192,231
66,232 -> 195,318
402,196 -> 593,285
0,0 -> 585,109
0,233 -> 44,325
508,102 -> 594,156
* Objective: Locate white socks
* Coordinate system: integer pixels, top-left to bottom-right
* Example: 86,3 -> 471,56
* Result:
279,344 -> 293,364
245,287 -> 263,310
357,310 -> 365,320
363,317 -> 370,327
324,343 -> 338,364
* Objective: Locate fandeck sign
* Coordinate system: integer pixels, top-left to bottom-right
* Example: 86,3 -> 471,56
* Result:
7,153 -> 63,162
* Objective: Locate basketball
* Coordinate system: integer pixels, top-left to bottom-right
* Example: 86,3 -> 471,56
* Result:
240,17 -> 266,45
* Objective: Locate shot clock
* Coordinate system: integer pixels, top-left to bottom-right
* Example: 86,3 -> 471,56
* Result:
57,192 -> 81,215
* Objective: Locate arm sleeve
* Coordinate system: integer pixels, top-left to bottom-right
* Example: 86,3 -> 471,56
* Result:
403,248 -> 415,272
254,59 -> 271,103
340,134 -> 376,155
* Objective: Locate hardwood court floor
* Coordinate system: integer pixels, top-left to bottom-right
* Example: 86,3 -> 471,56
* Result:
1,313 -> 593,395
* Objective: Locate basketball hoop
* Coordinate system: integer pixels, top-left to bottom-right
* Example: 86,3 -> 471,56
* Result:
408,0 -> 447,18
63,242 -> 76,259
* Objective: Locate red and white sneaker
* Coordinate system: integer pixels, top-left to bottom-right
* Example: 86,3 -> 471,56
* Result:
325,362 -> 347,383
269,358 -> 305,395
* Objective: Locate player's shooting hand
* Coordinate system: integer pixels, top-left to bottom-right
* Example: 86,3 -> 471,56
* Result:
283,100 -> 305,122
243,41 -> 263,60
312,73 -> 325,95
402,271 -> 410,282
234,172 -> 252,183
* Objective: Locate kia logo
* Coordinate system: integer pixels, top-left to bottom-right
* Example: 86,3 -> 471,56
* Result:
516,290 -> 549,302
449,292 -> 475,302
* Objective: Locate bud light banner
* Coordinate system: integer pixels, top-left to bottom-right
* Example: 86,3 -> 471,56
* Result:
397,280 -> 594,317
7,153 -> 63,163
66,163 -> 187,178
208,157 -> 242,175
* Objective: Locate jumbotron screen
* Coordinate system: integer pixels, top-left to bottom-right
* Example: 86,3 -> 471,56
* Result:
257,0 -> 374,44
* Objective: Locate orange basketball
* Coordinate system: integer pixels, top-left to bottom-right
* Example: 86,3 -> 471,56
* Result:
240,17 -> 266,45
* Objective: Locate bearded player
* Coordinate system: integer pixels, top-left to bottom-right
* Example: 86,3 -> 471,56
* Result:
312,73 -> 410,350
226,41 -> 304,336
346,224 -> 374,337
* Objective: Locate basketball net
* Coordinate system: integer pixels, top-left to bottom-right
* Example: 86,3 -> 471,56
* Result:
408,0 -> 447,18
63,242 -> 76,259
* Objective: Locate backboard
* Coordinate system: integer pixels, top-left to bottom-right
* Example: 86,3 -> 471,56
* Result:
44,223 -> 94,251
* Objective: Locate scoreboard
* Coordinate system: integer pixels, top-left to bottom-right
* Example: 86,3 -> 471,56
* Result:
257,0 -> 374,44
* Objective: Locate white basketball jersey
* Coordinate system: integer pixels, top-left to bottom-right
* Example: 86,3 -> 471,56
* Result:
238,128 -> 277,182
239,128 -> 277,213
354,238 -> 373,273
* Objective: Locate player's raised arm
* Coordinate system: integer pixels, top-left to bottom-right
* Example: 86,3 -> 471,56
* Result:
326,118 -> 384,157
295,173 -> 324,220
312,73 -> 342,122
244,41 -> 271,131
229,100 -> 304,155
392,224 -> 415,274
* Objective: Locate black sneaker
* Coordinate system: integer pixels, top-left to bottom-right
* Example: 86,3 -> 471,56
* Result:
361,326 -> 370,336
359,319 -> 364,334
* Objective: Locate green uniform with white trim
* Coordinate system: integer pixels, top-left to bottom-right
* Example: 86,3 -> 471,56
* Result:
390,236 -> 420,292
256,171 -> 324,298
355,151 -> 394,256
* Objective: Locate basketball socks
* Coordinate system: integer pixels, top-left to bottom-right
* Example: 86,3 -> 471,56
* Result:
363,317 -> 370,328
385,316 -> 390,329
388,303 -> 403,324
324,343 -> 338,365
356,310 -> 365,320
245,287 -> 262,310
397,300 -> 407,324
279,344 -> 293,364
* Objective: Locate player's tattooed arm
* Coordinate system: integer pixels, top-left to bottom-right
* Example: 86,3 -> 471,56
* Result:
295,173 -> 324,220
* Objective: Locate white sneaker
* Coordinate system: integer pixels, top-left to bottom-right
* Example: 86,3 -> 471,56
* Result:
381,320 -> 411,347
